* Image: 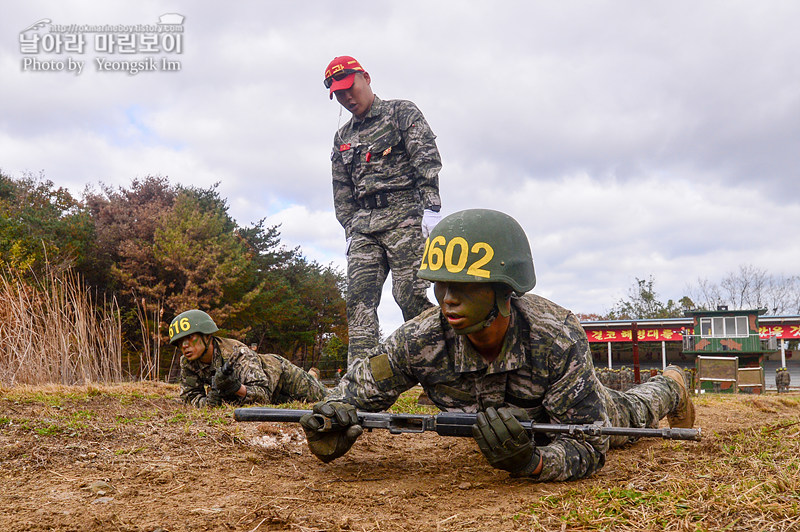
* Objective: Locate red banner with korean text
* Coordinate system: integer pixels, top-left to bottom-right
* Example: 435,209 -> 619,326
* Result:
585,327 -> 685,343
759,325 -> 800,340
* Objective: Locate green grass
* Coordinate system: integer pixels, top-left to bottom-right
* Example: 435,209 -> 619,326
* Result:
388,387 -> 440,415
65,410 -> 94,430
33,423 -> 65,436
167,413 -> 190,424
6,391 -> 74,406
114,391 -> 164,404
114,446 -> 146,455
113,411 -> 164,424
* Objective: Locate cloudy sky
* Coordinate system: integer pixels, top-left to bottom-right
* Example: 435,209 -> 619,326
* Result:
3,1 -> 799,333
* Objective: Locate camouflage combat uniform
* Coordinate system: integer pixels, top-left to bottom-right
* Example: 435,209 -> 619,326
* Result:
180,337 -> 328,407
776,367 -> 790,393
327,294 -> 683,482
331,95 -> 441,367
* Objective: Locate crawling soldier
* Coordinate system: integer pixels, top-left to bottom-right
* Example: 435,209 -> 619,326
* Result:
300,209 -> 695,481
170,310 -> 327,407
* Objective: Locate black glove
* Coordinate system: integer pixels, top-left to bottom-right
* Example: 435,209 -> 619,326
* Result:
203,387 -> 223,407
212,361 -> 241,398
472,406 -> 538,474
300,401 -> 363,463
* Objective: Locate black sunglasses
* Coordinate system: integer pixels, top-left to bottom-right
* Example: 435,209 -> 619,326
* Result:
324,69 -> 360,89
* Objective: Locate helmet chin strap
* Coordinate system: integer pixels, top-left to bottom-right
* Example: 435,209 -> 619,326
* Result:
453,304 -> 498,336
497,286 -> 512,318
201,335 -> 213,359
451,286 -> 512,336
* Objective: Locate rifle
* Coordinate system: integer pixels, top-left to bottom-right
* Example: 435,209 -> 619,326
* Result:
233,407 -> 702,441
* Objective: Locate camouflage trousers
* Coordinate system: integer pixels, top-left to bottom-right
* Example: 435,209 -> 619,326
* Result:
346,224 -> 433,368
600,375 -> 680,447
263,353 -> 329,403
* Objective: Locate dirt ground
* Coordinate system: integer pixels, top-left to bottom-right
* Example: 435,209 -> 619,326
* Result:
1,383 -> 799,532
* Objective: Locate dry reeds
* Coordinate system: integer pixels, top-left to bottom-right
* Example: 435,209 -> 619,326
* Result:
134,295 -> 164,381
0,265 -> 123,385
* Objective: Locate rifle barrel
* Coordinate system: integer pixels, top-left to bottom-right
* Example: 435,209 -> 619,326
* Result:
233,408 -> 701,441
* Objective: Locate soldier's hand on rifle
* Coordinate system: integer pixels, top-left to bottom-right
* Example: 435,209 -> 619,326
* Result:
203,387 -> 223,407
212,361 -> 241,398
300,401 -> 363,463
472,406 -> 540,475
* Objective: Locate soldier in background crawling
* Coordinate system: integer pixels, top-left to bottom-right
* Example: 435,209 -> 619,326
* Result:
325,55 -> 443,368
300,209 -> 696,482
169,310 -> 327,408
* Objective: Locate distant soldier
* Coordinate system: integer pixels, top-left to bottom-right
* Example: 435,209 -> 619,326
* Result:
610,368 -> 621,391
324,55 -> 443,368
169,310 -> 327,407
595,368 -> 609,388
621,367 -> 634,391
300,209 -> 695,482
776,367 -> 790,394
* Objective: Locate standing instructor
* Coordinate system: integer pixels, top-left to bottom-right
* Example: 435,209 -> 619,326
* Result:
325,55 -> 443,368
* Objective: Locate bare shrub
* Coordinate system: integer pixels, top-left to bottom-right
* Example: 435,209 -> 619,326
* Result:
0,265 -> 123,385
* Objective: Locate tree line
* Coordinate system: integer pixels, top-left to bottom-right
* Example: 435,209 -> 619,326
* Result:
578,270 -> 800,322
4,171 -> 797,382
0,172 -> 348,382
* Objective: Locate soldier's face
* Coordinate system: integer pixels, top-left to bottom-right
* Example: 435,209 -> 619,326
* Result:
434,282 -> 495,332
181,333 -> 209,362
334,72 -> 374,119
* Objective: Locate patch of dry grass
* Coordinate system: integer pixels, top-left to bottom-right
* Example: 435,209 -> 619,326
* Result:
0,266 -> 123,386
518,394 -> 800,531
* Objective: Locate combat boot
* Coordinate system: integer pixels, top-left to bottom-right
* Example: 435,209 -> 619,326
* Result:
663,365 -> 695,428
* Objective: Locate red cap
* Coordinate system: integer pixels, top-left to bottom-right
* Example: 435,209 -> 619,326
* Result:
324,56 -> 365,99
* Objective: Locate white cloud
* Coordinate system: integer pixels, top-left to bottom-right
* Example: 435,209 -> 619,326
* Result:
2,0 -> 799,336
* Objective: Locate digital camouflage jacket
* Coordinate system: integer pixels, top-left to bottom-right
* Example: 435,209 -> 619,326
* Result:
179,337 -> 327,407
331,95 -> 442,237
327,294 -> 612,482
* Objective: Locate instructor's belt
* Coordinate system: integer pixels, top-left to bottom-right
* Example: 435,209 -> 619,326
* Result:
360,188 -> 419,209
